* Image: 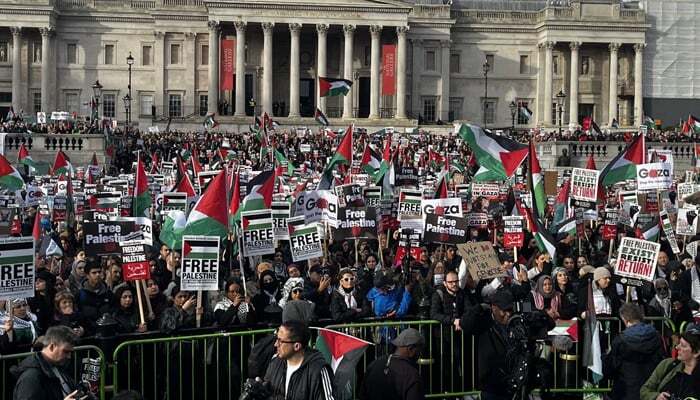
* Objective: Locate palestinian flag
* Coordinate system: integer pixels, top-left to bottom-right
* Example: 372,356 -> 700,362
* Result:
133,154 -> 151,218
586,154 -> 597,170
636,216 -> 660,242
242,210 -> 273,231
91,192 -> 120,210
457,124 -> 527,181
274,149 -> 296,177
556,217 -> 577,237
317,125 -> 353,190
583,279 -> 603,383
552,179 -> 570,229
161,193 -> 188,212
688,115 -> 700,134
0,154 -> 24,191
0,238 -> 34,265
360,143 -> 382,177
191,148 -> 203,177
528,140 -> 547,219
525,197 -> 557,262
52,150 -> 73,177
18,144 -> 37,170
519,103 -> 533,122
229,171 -> 242,228
160,210 -> 187,250
644,116 -> 655,131
433,154 -> 449,199
315,108 -> 330,126
175,173 -> 197,197
428,149 -> 445,170
203,113 -> 219,130
241,169 -> 275,213
600,133 -> 645,186
32,211 -> 42,242
182,237 -> 219,260
319,77 -> 352,97
182,169 -> 228,239
400,189 -> 422,205
315,327 -> 371,400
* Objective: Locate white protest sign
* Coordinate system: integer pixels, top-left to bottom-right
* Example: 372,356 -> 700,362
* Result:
420,198 -> 463,218
397,189 -> 422,221
614,237 -> 660,283
659,210 -> 681,255
292,190 -> 338,228
242,209 -> 275,257
570,168 -> 600,203
676,207 -> 698,236
109,217 -> 153,246
180,235 -> 220,291
636,162 -> 672,191
471,183 -> 500,199
0,237 -> 35,299
287,216 -> 323,262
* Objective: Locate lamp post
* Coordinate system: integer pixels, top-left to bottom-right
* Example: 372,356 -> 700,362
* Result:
482,59 -> 490,127
556,89 -> 566,136
126,51 -> 134,133
91,80 -> 103,128
509,100 -> 517,132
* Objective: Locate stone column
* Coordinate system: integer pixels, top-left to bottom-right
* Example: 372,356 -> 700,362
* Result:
440,39 -> 451,121
369,25 -> 382,119
395,26 -> 408,119
288,23 -> 301,118
316,24 -> 328,114
40,26 -> 54,112
234,21 -> 246,117
207,21 -> 220,115
634,43 -> 645,127
342,24 -> 355,119
411,38 -> 422,119
608,42 -> 620,126
184,32 -> 196,116
154,31 -> 165,115
569,41 -> 581,127
262,22 -> 274,116
543,41 -> 555,126
11,27 -> 21,112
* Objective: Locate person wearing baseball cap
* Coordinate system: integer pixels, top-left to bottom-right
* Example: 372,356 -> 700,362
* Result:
359,328 -> 425,400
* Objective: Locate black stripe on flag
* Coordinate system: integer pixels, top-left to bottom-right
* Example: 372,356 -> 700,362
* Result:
183,239 -> 219,248
0,241 -> 35,251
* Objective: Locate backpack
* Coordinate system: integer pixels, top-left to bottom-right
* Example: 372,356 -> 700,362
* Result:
247,333 -> 276,378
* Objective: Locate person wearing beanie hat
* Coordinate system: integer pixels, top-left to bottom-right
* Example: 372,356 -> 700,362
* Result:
593,267 -> 611,282
577,266 -> 620,319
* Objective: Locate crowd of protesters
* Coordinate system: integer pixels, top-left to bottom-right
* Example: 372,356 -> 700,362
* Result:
0,120 -> 700,400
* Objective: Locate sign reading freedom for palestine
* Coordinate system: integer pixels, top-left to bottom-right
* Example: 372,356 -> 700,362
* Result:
181,236 -> 220,291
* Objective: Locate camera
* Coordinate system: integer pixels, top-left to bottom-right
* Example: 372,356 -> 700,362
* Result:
75,381 -> 98,400
238,378 -> 271,400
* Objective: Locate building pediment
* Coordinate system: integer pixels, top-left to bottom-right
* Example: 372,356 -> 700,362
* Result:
206,0 -> 412,8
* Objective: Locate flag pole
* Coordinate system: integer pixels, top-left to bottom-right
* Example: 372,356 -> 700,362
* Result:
141,280 -> 154,320
196,290 -> 203,328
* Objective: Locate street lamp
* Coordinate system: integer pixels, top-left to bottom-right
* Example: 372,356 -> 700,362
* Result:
482,59 -> 490,127
126,51 -> 134,133
509,100 -> 517,132
556,89 -> 567,136
91,80 -> 103,126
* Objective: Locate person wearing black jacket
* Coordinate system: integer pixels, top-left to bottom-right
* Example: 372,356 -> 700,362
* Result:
76,261 -> 112,335
603,303 -> 665,400
263,320 -> 334,400
330,268 -> 371,322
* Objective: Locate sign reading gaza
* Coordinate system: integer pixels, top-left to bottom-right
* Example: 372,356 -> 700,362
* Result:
83,221 -> 136,256
423,214 -> 468,245
636,162 -> 673,191
181,236 -> 220,291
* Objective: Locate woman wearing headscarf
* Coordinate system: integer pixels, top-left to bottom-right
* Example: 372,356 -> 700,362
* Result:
251,270 -> 282,324
331,268 -> 371,322
0,298 -> 39,354
68,259 -> 87,297
280,277 -> 316,323
552,267 -> 577,320
529,275 -> 563,321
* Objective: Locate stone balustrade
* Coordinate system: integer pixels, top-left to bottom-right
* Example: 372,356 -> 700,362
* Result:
3,133 -> 106,166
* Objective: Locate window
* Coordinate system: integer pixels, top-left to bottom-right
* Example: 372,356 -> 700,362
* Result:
32,42 -> 41,63
0,93 -> 11,102
33,92 -> 41,113
517,100 -> 532,125
450,53 -> 460,74
142,45 -> 152,66
169,94 -> 182,117
170,44 -> 180,65
485,54 -> 494,72
553,55 -> 559,75
449,97 -> 463,121
65,93 -> 78,113
581,56 -> 591,75
103,94 -> 115,118
199,94 -> 208,116
104,44 -> 114,65
483,98 -> 497,125
423,97 -> 437,123
519,55 -> 530,74
66,43 -> 77,64
0,42 -> 7,63
201,44 -> 209,66
425,50 -> 436,71
140,94 -> 153,116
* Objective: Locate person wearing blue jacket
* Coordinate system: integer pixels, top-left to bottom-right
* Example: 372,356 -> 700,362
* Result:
366,270 -> 413,319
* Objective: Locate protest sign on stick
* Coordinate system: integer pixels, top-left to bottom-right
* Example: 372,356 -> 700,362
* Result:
570,168 -> 600,203
423,214 -> 468,245
660,210 -> 681,255
181,235 -> 220,327
287,216 -> 323,262
614,237 -> 660,284
271,202 -> 291,241
502,216 -> 524,249
457,241 -> 504,282
242,209 -> 275,256
676,207 -> 698,236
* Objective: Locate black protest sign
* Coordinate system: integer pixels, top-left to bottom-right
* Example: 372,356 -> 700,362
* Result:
334,207 -> 377,240
53,196 -> 67,222
335,184 -> 365,208
502,216 -> 524,249
83,221 -> 136,256
121,242 -> 150,281
423,214 -> 468,245
395,166 -> 419,187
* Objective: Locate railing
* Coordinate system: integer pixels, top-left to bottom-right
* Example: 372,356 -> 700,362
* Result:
1,345 -> 107,400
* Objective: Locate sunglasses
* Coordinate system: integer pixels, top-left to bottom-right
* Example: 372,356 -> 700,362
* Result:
342,277 -> 355,282
291,288 -> 303,293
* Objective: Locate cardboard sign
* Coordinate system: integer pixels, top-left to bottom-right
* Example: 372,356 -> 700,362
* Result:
421,198 -> 463,218
0,237 -> 35,299
398,189 -> 422,221
335,184 -> 365,208
503,216 -> 524,249
636,162 -> 673,191
271,202 -> 291,241
677,207 -> 699,236
457,241 -> 504,282
83,221 -> 136,256
120,242 -> 150,281
423,214 -> 468,245
334,207 -> 378,240
570,168 -> 600,203
614,237 -> 660,283
471,183 -> 500,199
660,210 -> 681,255
363,186 -> 382,209
467,212 -> 488,228
603,209 -> 618,240
575,208 -> 584,238
242,209 -> 275,256
287,216 -> 323,262
293,190 -> 338,228
181,235 -> 220,291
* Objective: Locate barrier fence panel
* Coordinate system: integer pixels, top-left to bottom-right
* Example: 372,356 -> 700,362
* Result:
0,345 -> 106,400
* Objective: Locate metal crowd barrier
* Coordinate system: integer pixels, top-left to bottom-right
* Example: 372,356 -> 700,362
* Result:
0,345 -> 106,400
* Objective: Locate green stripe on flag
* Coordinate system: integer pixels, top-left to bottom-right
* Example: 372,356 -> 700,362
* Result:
0,256 -> 34,264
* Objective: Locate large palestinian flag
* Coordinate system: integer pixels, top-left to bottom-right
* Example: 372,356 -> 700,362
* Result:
241,169 -> 275,213
457,124 -> 527,181
315,327 -> 371,400
600,133 -> 645,186
160,210 -> 186,250
317,125 -> 353,190
319,77 -> 352,97
18,144 -> 37,170
528,140 -> 547,219
182,169 -> 228,239
52,150 -> 73,177
0,154 -> 24,191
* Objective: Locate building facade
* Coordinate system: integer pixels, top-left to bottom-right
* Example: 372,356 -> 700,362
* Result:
0,0 -> 646,129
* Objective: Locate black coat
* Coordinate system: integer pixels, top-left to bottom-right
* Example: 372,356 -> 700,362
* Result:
11,352 -> 76,400
576,279 -> 620,318
430,287 -> 476,326
263,350 -> 335,400
359,354 -> 424,400
330,289 -> 371,322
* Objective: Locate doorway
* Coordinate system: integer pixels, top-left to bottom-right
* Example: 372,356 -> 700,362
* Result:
358,77 -> 370,118
579,103 -> 594,124
300,78 -> 315,117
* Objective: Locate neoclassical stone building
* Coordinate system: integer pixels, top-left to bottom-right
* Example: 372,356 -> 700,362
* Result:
0,0 -> 646,129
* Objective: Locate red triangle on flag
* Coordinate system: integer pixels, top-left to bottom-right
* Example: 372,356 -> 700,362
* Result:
318,328 -> 370,360
182,241 -> 192,258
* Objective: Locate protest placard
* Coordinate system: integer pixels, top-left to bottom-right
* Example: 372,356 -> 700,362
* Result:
119,196 -> 133,217
423,214 -> 468,245
421,198 -> 463,218
570,168 -> 600,202
636,162 -> 673,191
83,221 -> 136,256
395,166 -> 419,187
455,184 -> 470,203
659,210 -> 681,255
335,184 -> 365,208
614,237 -> 660,283
24,185 -> 44,207
242,209 -> 275,256
394,229 -> 423,264
575,208 -> 584,237
0,237 -> 35,299
686,241 -> 699,259
334,207 -> 378,240
293,190 -> 338,227
645,192 -> 659,213
676,207 -> 698,236
603,209 -> 618,240
363,186 -> 381,209
110,217 -> 153,246
120,241 -> 150,281
158,192 -> 188,213
181,236 -> 220,291
287,216 -> 323,262
471,183 -> 500,199
457,241 -> 504,282
398,189 -> 422,221
52,195 -> 67,221
272,201 -> 291,241
467,212 -> 488,228
503,216 -> 524,249
648,149 -> 674,166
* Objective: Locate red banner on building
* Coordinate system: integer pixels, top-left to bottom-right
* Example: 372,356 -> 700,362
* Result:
220,39 -> 235,91
381,44 -> 396,96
